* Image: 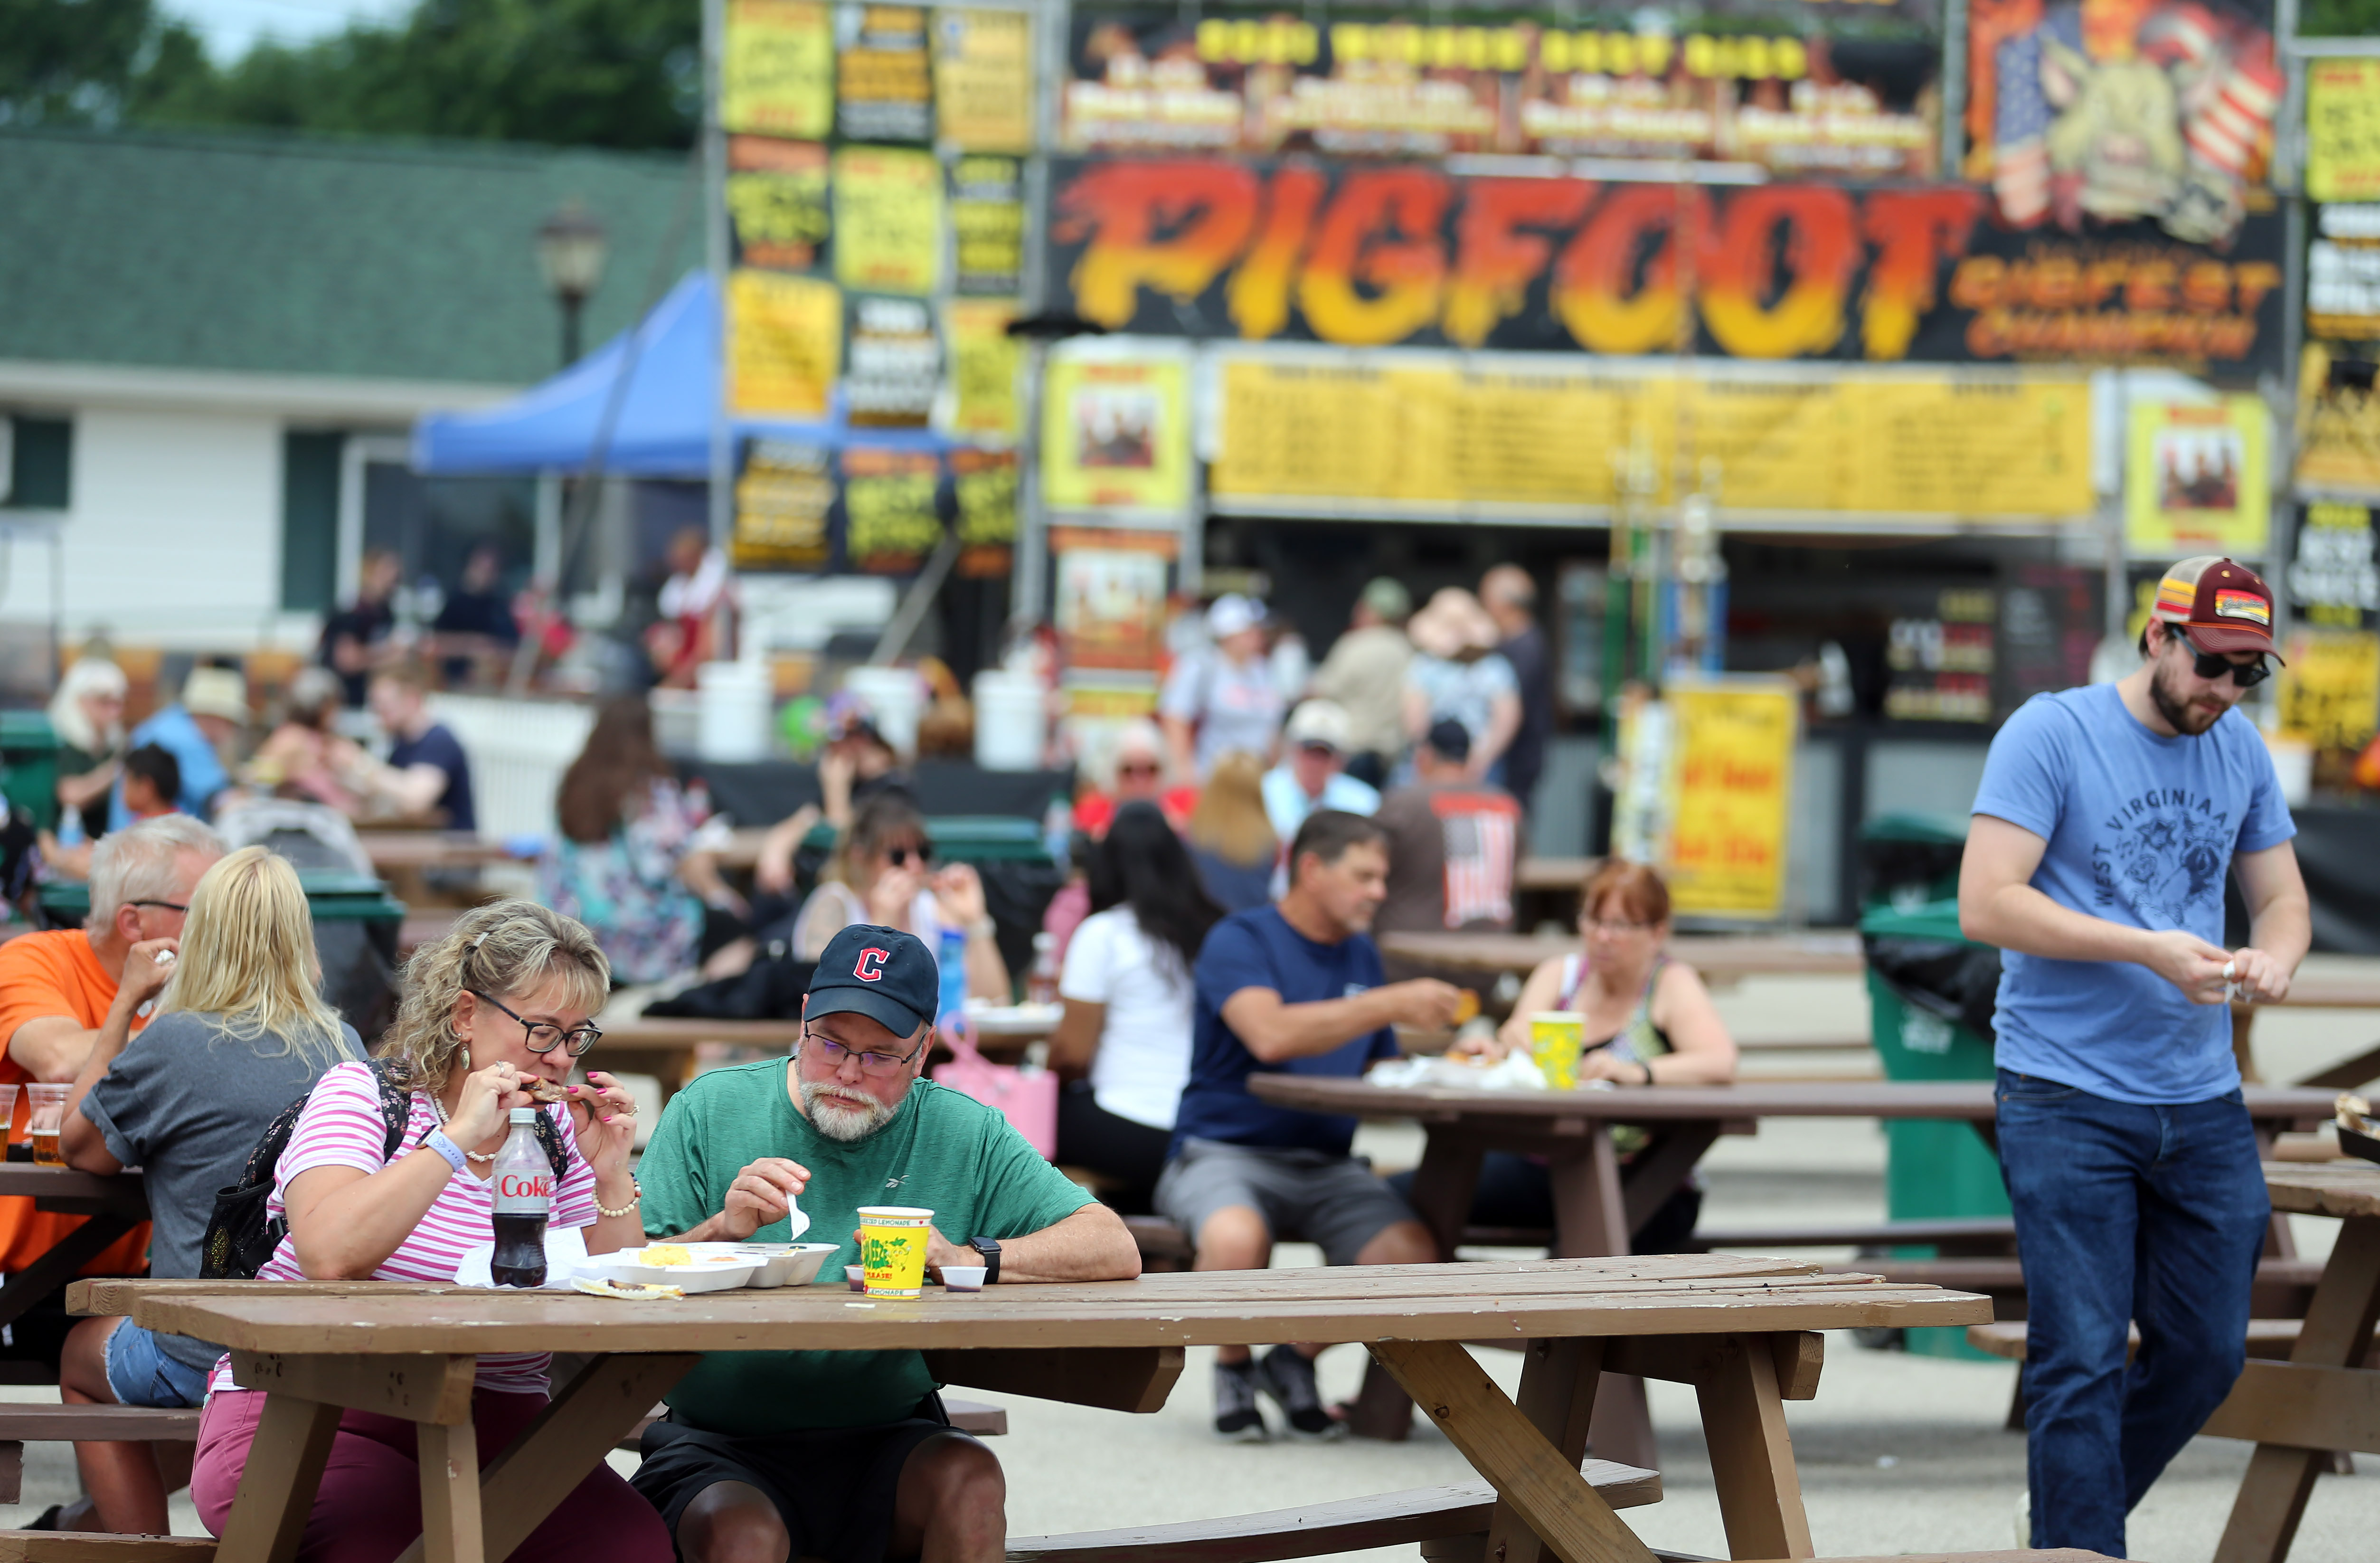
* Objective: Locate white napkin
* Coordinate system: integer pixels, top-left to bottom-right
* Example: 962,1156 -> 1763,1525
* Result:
453,1223 -> 591,1289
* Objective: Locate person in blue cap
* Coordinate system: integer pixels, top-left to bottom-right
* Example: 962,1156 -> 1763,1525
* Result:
632,923 -> 1139,1563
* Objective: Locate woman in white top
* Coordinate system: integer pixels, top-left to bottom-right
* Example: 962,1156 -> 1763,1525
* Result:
1048,801 -> 1225,1212
790,791 -> 1010,1002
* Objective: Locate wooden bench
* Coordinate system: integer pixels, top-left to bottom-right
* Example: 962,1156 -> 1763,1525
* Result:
0,1407 -> 201,1505
1003,1458 -> 1660,1563
1967,1318 -> 2380,1363
619,1397 -> 1009,1450
1122,1215 -> 1192,1274
1838,1255 -> 2324,1320
0,1538 -> 216,1561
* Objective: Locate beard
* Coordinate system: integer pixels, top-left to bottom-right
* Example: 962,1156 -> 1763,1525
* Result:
2149,657 -> 2229,736
800,1079 -> 897,1141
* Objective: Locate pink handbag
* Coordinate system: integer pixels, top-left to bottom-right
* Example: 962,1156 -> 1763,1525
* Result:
929,1017 -> 1059,1158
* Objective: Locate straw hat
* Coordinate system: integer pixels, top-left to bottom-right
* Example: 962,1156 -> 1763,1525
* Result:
181,666 -> 251,725
1406,588 -> 1500,661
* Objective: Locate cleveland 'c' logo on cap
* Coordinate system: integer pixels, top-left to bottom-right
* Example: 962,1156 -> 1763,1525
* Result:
854,947 -> 889,982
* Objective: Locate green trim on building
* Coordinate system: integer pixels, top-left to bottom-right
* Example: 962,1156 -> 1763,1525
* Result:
0,126 -> 699,385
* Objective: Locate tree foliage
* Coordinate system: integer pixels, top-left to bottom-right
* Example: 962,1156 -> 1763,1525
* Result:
0,0 -> 210,126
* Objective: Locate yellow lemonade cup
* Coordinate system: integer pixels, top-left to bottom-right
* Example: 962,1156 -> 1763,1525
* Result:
858,1206 -> 935,1298
1528,1013 -> 1587,1090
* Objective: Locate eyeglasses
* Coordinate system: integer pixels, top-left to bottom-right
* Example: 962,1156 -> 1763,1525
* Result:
884,843 -> 934,868
802,1022 -> 931,1076
1582,917 -> 1657,935
1117,761 -> 1162,778
469,991 -> 601,1056
2184,646 -> 2272,688
130,899 -> 189,914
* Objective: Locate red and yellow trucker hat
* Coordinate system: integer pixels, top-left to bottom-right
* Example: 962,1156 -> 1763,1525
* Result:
2150,556 -> 2282,661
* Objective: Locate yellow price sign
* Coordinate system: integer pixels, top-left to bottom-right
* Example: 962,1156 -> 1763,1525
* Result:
2310,60 -> 2380,205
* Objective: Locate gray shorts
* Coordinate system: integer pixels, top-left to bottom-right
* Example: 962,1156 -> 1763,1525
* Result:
1154,1138 -> 1420,1266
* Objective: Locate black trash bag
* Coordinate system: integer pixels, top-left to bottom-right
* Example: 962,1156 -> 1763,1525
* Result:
976,859 -> 1067,978
1861,933 -> 2002,1044
644,939 -> 817,1022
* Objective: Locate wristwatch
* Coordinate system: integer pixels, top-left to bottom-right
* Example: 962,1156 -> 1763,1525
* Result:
966,1235 -> 1001,1284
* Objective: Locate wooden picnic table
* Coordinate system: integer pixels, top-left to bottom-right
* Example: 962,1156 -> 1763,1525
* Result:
1379,930 -> 1867,984
2211,1159 -> 2380,1563
78,1254 -> 1989,1563
1248,1077 -> 2339,1465
356,833 -> 522,872
0,1165 -> 148,1340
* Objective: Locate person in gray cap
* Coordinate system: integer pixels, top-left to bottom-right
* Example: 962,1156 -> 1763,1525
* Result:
1162,594 -> 1285,780
633,924 -> 1139,1563
1311,578 -> 1414,788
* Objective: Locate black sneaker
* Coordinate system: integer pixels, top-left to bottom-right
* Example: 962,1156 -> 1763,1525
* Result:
1214,1356 -> 1269,1442
1256,1345 -> 1345,1440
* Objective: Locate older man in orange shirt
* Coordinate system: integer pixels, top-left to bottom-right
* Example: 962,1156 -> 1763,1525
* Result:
0,815 -> 224,1374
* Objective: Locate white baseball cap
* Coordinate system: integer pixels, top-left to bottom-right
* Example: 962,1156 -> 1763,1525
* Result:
1207,594 -> 1265,639
1284,700 -> 1352,751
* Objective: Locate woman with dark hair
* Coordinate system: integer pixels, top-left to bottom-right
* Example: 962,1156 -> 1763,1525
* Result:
541,697 -> 739,984
1047,801 -> 1224,1211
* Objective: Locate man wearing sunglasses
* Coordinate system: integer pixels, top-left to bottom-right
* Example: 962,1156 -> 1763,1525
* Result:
633,923 -> 1138,1563
1959,555 -> 2309,1558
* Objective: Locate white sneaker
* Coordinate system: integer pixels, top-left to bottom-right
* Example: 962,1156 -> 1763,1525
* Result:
2013,1490 -> 2031,1549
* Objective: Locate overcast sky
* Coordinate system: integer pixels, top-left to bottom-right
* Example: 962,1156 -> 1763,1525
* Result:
164,0 -> 414,60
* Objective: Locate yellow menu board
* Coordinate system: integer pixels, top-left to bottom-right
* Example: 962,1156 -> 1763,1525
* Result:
1663,677 -> 1798,920
1042,354 -> 1193,514
2279,630 -> 2380,751
944,299 -> 1022,438
727,270 -> 841,416
2310,59 -> 2380,205
933,8 -> 1035,152
721,0 -> 834,140
832,147 -> 943,296
1209,358 -> 2095,519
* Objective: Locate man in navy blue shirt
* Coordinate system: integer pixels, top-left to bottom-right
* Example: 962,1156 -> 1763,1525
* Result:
1960,556 -> 2307,1557
1156,810 -> 1462,1442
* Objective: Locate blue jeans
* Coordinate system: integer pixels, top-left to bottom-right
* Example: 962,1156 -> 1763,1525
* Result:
1994,1068 -> 2270,1557
104,1319 -> 212,1409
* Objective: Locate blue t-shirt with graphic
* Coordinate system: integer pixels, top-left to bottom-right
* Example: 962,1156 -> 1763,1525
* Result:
1971,683 -> 2295,1104
1171,905 -> 1401,1158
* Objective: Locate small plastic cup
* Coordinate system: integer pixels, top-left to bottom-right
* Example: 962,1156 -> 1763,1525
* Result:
0,1083 -> 19,1146
1528,1013 -> 1586,1091
25,1084 -> 69,1166
845,1265 -> 866,1293
857,1206 -> 935,1299
940,1265 -> 987,1293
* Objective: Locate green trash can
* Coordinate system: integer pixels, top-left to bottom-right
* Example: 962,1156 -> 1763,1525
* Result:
1860,897 -> 2009,1361
0,712 -> 60,834
1859,811 -> 1969,911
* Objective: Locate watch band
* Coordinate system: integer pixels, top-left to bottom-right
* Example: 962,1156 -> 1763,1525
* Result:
968,1235 -> 1001,1284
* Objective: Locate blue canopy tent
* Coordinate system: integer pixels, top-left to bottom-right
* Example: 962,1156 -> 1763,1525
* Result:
412,271 -> 962,476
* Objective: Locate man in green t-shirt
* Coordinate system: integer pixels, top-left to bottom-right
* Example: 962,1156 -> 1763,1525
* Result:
633,923 -> 1139,1563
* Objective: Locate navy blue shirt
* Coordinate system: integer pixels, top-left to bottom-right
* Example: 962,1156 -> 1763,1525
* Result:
1171,906 -> 1400,1158
390,722 -> 476,833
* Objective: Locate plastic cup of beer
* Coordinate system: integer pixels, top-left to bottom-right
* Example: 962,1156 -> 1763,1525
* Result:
1528,1014 -> 1587,1091
857,1206 -> 935,1299
0,1084 -> 17,1151
26,1084 -> 70,1166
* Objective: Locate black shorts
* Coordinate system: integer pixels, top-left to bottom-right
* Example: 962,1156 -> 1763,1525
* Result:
631,1395 -> 972,1563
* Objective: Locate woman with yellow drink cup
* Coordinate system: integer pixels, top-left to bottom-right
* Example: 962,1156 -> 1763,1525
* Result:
1395,862 -> 1737,1252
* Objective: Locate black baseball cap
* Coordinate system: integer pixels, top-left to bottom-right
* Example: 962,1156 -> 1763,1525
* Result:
805,924 -> 938,1038
1425,719 -> 1472,765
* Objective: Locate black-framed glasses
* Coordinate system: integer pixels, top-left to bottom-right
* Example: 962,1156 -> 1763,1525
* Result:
130,899 -> 189,914
885,843 -> 933,868
2186,646 -> 2272,688
801,1021 -> 930,1077
470,991 -> 601,1056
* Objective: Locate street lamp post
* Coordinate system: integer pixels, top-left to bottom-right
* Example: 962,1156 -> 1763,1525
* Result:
535,201 -> 610,367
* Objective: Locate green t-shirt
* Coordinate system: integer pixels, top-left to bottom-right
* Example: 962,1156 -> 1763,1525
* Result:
638,1060 -> 1094,1434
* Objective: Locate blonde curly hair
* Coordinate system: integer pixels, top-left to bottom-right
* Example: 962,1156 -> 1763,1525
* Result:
378,900 -> 611,1092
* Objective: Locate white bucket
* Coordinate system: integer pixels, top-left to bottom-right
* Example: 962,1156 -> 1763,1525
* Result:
973,671 -> 1045,771
2262,732 -> 2314,808
843,665 -> 923,758
696,661 -> 773,763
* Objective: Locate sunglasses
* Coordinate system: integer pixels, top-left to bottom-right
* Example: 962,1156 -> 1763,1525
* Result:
131,899 -> 189,914
885,843 -> 934,868
1117,761 -> 1162,777
2182,645 -> 2272,688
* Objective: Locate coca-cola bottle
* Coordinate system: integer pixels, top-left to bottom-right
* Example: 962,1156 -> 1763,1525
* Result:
490,1107 -> 552,1288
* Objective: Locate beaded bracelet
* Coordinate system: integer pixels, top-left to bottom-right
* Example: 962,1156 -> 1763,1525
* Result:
595,1179 -> 642,1220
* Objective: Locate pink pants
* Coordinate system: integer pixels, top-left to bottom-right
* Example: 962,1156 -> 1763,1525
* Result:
192,1386 -> 674,1563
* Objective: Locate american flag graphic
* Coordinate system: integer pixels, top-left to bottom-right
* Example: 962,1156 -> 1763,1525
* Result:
1434,794 -> 1520,929
1992,13 -> 2073,228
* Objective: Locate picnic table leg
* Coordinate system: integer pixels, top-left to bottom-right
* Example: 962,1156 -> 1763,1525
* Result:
214,1392 -> 342,1563
417,1418 -> 484,1563
1369,1337 -> 1654,1563
1485,1336 -> 1608,1563
2214,1213 -> 2380,1563
1547,1131 -> 1655,1474
1696,1333 -> 1815,1560
1346,1130 -> 1488,1441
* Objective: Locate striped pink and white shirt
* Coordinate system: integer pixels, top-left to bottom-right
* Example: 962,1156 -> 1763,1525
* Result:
208,1061 -> 597,1395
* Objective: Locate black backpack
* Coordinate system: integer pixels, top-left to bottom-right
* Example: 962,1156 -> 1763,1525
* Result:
200,1058 -> 570,1280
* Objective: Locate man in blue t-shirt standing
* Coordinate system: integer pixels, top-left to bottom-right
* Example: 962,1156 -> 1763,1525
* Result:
1960,556 -> 2308,1557
1157,810 -> 1463,1442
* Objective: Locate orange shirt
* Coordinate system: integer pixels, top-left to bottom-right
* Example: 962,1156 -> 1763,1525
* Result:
0,930 -> 154,1277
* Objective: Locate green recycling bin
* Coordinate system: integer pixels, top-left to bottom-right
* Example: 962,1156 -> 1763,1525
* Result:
1859,811 -> 1969,910
0,712 -> 59,834
1861,897 -> 2009,1361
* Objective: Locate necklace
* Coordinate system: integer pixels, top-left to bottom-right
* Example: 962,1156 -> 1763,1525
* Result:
425,1091 -> 498,1163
